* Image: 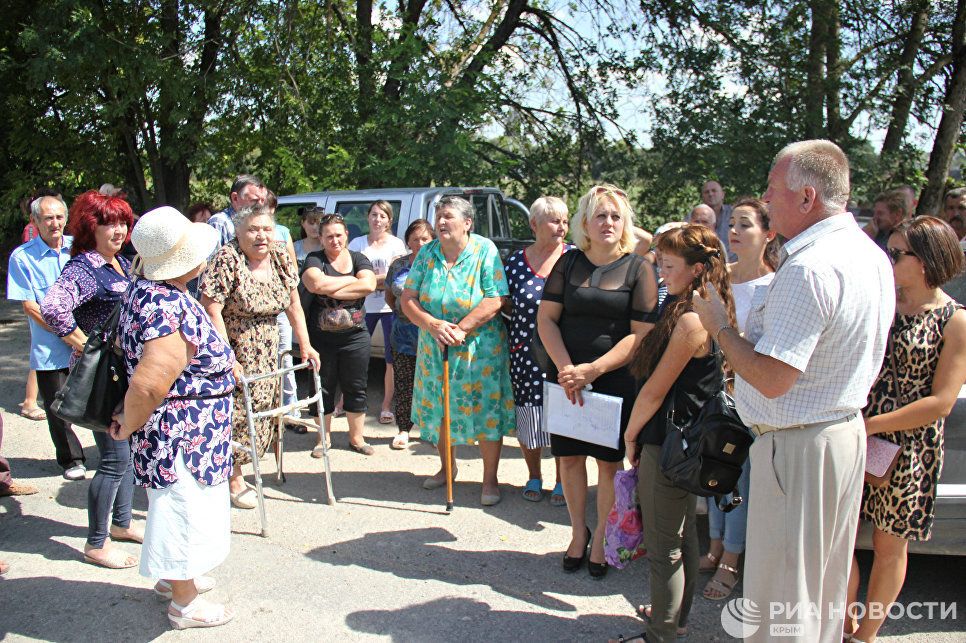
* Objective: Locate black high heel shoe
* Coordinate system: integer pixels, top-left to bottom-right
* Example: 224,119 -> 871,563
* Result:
562,527 -> 591,573
588,558 -> 609,579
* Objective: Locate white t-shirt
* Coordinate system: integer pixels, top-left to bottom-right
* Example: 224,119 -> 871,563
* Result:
731,272 -> 775,334
348,234 -> 407,313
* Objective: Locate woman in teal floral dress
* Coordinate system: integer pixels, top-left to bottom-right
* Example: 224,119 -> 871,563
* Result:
401,196 -> 515,506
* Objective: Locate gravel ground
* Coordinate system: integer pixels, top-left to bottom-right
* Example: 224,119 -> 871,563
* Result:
0,298 -> 962,642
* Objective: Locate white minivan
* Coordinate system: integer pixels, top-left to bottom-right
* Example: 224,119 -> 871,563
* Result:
278,187 -> 532,357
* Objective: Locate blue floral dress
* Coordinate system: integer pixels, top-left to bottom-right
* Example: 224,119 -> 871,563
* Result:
119,278 -> 236,489
405,234 -> 515,444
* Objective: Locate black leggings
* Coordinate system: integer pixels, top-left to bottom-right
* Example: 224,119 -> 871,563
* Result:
310,327 -> 370,415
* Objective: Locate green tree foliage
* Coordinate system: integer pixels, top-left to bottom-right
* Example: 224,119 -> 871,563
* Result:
2,0 -> 964,240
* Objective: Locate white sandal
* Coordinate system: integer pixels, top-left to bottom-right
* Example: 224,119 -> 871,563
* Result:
154,576 -> 216,600
168,596 -> 234,629
391,432 -> 410,449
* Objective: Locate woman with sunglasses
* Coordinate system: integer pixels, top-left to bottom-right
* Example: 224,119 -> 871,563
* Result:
302,214 -> 377,455
537,184 -> 658,578
845,216 -> 966,643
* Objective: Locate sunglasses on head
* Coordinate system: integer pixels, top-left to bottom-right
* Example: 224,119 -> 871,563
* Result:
592,186 -> 628,199
320,213 -> 344,225
886,247 -> 916,265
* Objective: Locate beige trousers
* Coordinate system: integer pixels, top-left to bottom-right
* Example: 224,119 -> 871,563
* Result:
743,414 -> 865,643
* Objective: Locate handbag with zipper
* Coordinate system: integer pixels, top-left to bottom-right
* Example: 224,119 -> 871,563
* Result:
658,348 -> 755,512
50,303 -> 128,432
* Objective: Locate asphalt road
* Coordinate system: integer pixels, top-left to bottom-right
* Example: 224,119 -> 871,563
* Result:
0,299 -> 963,642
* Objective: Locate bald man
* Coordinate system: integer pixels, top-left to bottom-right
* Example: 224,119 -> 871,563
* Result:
688,204 -> 717,230
701,180 -> 734,257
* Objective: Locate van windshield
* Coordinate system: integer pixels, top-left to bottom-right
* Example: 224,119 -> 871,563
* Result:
334,201 -> 403,240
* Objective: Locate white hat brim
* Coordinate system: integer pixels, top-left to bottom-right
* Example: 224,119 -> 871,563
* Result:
142,222 -> 220,281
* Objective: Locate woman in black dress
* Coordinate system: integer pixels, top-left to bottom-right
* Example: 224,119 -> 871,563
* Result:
537,184 -> 657,579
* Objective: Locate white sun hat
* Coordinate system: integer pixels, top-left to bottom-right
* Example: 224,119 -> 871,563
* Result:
132,206 -> 219,281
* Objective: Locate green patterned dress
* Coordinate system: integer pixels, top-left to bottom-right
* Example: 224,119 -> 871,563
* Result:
405,234 -> 515,444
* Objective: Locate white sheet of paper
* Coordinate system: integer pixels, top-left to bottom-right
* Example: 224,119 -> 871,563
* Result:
542,382 -> 623,449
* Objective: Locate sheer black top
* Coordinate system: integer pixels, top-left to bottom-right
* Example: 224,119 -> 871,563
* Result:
543,249 -> 658,461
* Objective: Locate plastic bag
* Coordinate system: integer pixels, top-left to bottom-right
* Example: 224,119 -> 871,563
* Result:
603,468 -> 647,569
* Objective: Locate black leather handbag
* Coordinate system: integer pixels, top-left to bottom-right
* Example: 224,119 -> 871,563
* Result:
659,359 -> 755,512
50,303 -> 128,432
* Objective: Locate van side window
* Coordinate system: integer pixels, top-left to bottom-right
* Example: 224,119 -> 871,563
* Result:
469,195 -> 492,238
275,203 -> 317,240
334,201 -> 403,239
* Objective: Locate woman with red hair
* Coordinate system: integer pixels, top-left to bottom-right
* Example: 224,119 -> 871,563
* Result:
41,189 -> 141,569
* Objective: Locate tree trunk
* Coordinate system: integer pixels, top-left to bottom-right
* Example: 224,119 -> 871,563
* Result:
355,0 -> 374,122
804,0 -> 828,139
881,0 -> 931,156
918,0 -> 966,217
824,1 -> 843,142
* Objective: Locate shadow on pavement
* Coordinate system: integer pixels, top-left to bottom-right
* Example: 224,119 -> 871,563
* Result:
0,576 -> 167,642
344,596 -> 639,641
306,526 -> 632,612
0,498 -> 87,562
256,469 -> 573,531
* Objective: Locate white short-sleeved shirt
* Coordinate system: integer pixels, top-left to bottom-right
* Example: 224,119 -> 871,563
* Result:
732,272 -> 775,334
735,214 -> 894,428
348,234 -> 407,314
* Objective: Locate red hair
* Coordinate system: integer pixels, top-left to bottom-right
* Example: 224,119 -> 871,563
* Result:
68,190 -> 135,256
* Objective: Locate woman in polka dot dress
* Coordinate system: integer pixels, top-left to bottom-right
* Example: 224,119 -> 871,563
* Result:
504,197 -> 572,506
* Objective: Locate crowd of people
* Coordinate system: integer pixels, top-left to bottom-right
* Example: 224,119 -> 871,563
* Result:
4,140 -> 966,639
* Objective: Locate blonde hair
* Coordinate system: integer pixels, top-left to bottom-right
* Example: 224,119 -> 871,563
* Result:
529,196 -> 569,224
570,184 -> 636,254
368,199 -> 394,223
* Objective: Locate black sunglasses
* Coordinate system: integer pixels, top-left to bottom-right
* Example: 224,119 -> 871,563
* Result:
320,213 -> 344,225
886,247 -> 916,265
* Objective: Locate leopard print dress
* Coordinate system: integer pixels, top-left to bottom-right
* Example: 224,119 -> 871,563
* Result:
860,300 -> 962,541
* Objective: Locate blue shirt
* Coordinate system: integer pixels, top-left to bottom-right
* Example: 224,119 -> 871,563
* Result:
208,207 -> 236,252
6,236 -> 75,370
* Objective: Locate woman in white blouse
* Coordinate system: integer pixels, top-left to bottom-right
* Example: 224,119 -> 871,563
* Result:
348,200 -> 407,424
700,197 -> 780,601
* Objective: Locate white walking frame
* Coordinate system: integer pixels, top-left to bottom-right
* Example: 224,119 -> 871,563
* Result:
236,349 -> 336,537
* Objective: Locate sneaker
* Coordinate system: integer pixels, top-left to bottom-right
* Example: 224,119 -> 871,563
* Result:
63,464 -> 87,481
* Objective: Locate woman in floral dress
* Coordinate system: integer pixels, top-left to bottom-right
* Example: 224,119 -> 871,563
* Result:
112,206 -> 236,629
200,205 -> 318,510
401,196 -> 515,506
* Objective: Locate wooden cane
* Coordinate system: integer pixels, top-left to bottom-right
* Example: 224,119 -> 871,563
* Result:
442,344 -> 454,513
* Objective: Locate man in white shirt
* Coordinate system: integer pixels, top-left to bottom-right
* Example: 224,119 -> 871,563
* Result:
693,140 -> 894,642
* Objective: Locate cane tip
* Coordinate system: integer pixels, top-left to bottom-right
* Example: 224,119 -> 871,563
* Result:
445,502 -> 454,513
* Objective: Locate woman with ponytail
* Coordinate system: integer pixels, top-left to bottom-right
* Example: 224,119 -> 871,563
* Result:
700,197 -> 779,600
617,224 -> 736,643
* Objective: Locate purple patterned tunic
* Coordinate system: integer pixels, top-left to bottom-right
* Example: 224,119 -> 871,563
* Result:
118,278 -> 236,489
41,250 -> 131,339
